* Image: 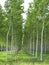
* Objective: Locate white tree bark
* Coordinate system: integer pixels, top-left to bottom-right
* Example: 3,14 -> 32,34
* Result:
6,21 -> 11,62
36,22 -> 38,57
36,30 -> 38,57
6,33 -> 8,62
11,23 -> 14,55
45,42 -> 46,54
44,32 -> 47,54
33,32 -> 34,56
30,36 -> 32,54
40,21 -> 44,61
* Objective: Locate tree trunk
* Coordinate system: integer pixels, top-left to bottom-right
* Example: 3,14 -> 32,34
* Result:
44,32 -> 47,54
6,23 -> 11,62
40,21 -> 44,61
36,31 -> 38,57
30,36 -> 32,54
45,42 -> 46,54
33,32 -> 34,56
36,22 -> 38,57
11,23 -> 14,55
6,33 -> 8,62
6,9 -> 12,62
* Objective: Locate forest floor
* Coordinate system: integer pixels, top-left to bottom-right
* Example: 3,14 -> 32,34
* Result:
0,50 -> 49,65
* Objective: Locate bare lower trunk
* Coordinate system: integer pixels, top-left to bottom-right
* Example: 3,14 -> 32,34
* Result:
45,43 -> 46,54
11,23 -> 14,55
33,32 -> 34,56
6,10 -> 12,62
44,32 -> 46,54
6,33 -> 8,62
6,23 -> 11,62
36,31 -> 38,57
30,36 -> 32,54
40,21 -> 44,61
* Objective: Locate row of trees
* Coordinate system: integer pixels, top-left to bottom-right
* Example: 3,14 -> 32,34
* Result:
0,0 -> 24,61
0,0 -> 49,62
0,5 -> 8,51
23,0 -> 49,61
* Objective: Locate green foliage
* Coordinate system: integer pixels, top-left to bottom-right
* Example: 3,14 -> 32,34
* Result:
4,0 -> 24,49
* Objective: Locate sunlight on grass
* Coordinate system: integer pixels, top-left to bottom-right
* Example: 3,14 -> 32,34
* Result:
0,51 -> 49,65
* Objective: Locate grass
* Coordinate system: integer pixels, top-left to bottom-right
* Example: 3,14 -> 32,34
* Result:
0,50 -> 49,65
